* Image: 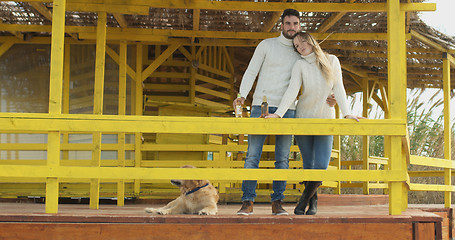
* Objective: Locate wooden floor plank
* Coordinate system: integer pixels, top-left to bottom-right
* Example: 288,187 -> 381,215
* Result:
0,201 -> 445,240
0,222 -> 413,240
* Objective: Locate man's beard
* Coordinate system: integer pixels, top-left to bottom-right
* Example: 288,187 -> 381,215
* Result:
283,30 -> 296,39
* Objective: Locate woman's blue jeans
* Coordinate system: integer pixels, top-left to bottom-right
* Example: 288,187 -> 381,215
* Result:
294,135 -> 333,170
241,106 -> 295,202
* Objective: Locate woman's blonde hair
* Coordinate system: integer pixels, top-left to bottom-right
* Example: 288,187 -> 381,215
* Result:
293,32 -> 334,84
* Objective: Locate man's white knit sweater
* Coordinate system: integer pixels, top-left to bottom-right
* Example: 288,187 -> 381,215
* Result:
274,52 -> 351,119
239,33 -> 301,108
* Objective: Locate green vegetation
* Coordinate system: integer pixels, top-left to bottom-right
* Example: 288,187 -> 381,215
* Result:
338,89 -> 455,203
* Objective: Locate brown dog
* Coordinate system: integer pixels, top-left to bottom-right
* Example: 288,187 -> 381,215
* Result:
145,165 -> 219,215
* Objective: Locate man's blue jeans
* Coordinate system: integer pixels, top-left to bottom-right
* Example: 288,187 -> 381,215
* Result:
241,106 -> 296,202
295,135 -> 333,170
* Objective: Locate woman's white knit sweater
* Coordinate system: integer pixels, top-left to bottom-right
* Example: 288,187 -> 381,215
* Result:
274,52 -> 351,119
239,33 -> 301,108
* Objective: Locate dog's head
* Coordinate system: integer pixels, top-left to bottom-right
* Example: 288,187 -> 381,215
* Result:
171,165 -> 210,193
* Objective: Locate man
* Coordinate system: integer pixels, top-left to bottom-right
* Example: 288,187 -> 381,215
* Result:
234,9 -> 335,216
233,9 -> 301,216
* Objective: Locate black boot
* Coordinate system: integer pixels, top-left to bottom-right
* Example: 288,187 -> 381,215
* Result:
305,192 -> 318,215
294,181 -> 322,215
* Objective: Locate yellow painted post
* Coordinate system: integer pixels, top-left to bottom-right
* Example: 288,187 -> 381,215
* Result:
46,132 -> 61,213
6,102 -> 10,160
117,40 -> 127,206
134,43 -> 143,196
217,46 -> 222,70
190,45 -> 196,105
442,53 -> 452,208
90,11 -> 107,210
216,135 -> 228,194
46,0 -> 66,214
362,78 -> 370,195
380,84 -> 390,195
387,0 -> 407,215
227,47 -> 236,100
62,43 -> 70,161
333,105 -> 341,194
93,12 -> 107,116
90,132 -> 101,209
117,132 -> 126,206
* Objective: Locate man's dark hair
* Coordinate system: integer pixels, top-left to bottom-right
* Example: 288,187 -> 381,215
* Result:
281,9 -> 300,23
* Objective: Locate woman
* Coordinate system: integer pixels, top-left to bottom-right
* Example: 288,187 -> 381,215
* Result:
266,32 -> 365,215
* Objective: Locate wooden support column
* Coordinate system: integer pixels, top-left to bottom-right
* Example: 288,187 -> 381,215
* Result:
387,0 -> 407,215
46,0 -> 66,214
46,132 -> 61,213
90,11 -> 107,210
62,43 -> 70,161
380,84 -> 390,195
333,105 -> 341,194
190,45 -> 196,105
442,53 -> 452,208
117,40 -> 127,206
133,43 -> 143,196
362,78 -> 370,195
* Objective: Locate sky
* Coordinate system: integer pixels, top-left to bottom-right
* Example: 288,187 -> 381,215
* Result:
419,0 -> 455,37
416,1 -> 455,121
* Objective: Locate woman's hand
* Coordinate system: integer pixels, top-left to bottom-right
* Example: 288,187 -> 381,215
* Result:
344,115 -> 367,122
264,113 -> 280,119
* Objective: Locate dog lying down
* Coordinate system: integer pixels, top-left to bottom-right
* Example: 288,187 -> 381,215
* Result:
145,165 -> 219,215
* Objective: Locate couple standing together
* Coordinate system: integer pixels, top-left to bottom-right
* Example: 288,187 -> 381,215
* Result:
233,9 -> 364,216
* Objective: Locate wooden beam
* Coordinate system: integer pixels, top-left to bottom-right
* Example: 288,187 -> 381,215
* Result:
93,11 -> 107,115
0,113 -> 406,136
192,9 -> 200,43
316,0 -> 357,33
56,1 -> 436,13
141,42 -> 182,82
387,0 -> 407,215
113,13 -> 128,28
105,45 -> 136,79
29,2 -> 53,19
443,52 -> 452,208
48,0 -> 66,115
262,0 -> 287,32
410,30 -> 448,53
0,24 -> 409,41
0,40 -> 14,57
29,2 -> 79,40
0,21 -> 23,40
79,32 -> 168,42
66,3 -> 149,15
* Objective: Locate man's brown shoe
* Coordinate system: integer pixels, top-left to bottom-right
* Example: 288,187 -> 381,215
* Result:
272,200 -> 289,215
237,201 -> 253,215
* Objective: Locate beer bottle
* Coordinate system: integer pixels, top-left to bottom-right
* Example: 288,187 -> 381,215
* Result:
235,93 -> 243,118
261,95 -> 268,117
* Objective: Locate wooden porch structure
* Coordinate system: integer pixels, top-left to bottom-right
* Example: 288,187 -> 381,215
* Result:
0,0 -> 453,222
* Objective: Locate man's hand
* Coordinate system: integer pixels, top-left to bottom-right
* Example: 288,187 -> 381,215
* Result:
326,94 -> 336,107
264,113 -> 280,119
233,97 -> 245,109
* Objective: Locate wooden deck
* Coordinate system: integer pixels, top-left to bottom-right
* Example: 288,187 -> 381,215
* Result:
0,195 -> 450,240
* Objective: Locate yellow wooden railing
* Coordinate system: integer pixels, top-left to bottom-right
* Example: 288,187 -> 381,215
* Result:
0,113 -> 410,214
